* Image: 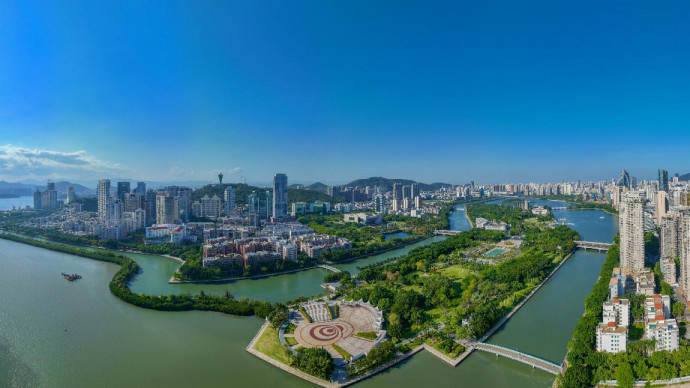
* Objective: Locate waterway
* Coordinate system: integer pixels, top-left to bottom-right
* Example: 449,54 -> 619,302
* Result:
0,200 -> 615,387
0,195 -> 33,211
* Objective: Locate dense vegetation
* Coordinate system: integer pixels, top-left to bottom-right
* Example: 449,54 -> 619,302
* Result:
175,252 -> 317,281
348,204 -> 578,341
290,348 -> 335,380
347,341 -> 398,377
0,233 -> 280,318
466,203 -> 551,235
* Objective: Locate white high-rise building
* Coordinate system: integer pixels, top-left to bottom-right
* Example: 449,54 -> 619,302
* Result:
656,190 -> 668,226
596,323 -> 627,353
98,179 -> 111,221
619,193 -> 645,276
602,299 -> 630,328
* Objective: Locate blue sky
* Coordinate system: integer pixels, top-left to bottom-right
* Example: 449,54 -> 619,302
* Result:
1,1 -> 690,185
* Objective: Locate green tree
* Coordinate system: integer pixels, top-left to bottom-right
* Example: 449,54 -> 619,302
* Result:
615,362 -> 634,388
673,301 -> 685,318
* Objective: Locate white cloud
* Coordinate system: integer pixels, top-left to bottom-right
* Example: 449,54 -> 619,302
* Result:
0,145 -> 126,180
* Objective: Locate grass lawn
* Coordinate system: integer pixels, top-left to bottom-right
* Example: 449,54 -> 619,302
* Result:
254,325 -> 290,364
426,339 -> 466,358
332,343 -> 351,360
354,331 -> 378,340
285,336 -> 298,346
437,264 -> 471,280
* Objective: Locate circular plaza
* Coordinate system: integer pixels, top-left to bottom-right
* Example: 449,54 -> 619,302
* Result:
282,300 -> 386,361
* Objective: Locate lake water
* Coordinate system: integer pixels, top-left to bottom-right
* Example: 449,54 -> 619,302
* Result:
0,200 -> 617,387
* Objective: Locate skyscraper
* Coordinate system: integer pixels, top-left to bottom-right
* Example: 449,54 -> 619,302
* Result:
135,182 -> 146,195
98,179 -> 111,220
66,186 -> 75,204
224,186 -> 236,215
616,170 -> 632,190
658,169 -> 669,192
393,183 -> 402,200
272,173 -> 288,219
117,182 -> 131,202
619,193 -> 645,276
33,190 -> 42,210
156,194 -> 176,224
656,190 -> 668,226
374,193 -> 386,214
411,183 -> 419,199
661,214 -> 681,261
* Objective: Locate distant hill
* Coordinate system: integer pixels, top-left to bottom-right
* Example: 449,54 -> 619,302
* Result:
289,182 -> 329,193
0,180 -> 95,197
678,173 -> 690,181
344,177 -> 452,191
192,183 -> 337,205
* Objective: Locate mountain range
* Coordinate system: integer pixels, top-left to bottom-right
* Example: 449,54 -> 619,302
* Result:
0,181 -> 95,197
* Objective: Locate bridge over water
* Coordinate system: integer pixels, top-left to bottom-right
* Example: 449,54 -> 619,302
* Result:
317,264 -> 341,273
574,240 -> 612,252
434,230 -> 464,236
469,342 -> 563,375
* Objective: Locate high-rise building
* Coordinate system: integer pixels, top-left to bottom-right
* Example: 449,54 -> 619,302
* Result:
411,183 -> 419,199
224,186 -> 236,215
680,212 -> 690,303
402,185 -> 411,199
200,195 -> 222,218
135,182 -> 146,195
374,193 -> 386,214
619,193 -> 645,276
66,186 -> 75,204
98,179 -> 111,220
392,183 -> 402,200
658,169 -> 669,192
617,170 -> 632,190
33,189 -> 42,210
117,182 -> 131,202
656,190 -> 668,226
124,192 -> 142,212
106,199 -> 123,226
145,189 -> 156,226
40,183 -> 58,210
156,195 -> 176,224
272,173 -> 288,219
661,214 -> 681,261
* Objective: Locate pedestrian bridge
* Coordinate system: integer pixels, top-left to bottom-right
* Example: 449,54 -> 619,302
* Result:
434,230 -> 463,236
575,240 -> 612,252
470,342 -> 562,375
317,264 -> 341,273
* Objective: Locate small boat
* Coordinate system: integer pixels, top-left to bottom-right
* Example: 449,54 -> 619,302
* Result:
599,216 -> 604,219
61,273 -> 82,281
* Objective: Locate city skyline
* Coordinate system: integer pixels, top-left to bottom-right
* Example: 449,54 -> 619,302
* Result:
3,2 -> 690,183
